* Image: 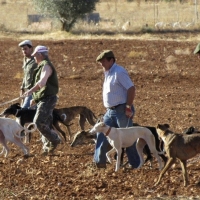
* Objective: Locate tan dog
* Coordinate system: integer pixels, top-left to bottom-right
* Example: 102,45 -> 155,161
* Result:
155,123 -> 200,187
54,106 -> 97,140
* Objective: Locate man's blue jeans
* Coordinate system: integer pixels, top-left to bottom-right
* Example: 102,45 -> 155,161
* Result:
94,104 -> 140,168
22,95 -> 32,109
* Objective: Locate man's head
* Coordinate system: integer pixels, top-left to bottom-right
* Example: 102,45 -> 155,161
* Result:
194,43 -> 200,58
18,40 -> 33,58
31,45 -> 48,64
96,50 -> 115,71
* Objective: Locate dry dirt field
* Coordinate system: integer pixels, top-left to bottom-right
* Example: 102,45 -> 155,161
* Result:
0,32 -> 200,199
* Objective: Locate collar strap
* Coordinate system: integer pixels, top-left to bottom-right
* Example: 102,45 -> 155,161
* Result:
15,109 -> 19,117
105,127 -> 111,136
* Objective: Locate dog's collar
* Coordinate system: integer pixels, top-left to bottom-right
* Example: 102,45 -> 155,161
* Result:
105,127 -> 111,136
15,109 -> 19,117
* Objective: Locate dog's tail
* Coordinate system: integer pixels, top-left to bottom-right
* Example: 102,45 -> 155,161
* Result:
61,114 -> 67,121
87,109 -> 97,125
23,123 -> 37,134
13,123 -> 37,139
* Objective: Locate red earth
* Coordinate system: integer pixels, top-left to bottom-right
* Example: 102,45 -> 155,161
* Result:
0,33 -> 200,199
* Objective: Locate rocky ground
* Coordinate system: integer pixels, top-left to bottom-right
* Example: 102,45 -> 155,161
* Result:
0,33 -> 200,199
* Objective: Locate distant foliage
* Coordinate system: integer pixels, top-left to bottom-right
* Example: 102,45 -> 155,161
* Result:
32,0 -> 99,32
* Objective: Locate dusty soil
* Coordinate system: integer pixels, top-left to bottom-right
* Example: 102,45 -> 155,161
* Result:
0,34 -> 200,199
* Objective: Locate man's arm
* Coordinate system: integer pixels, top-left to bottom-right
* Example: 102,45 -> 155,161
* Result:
126,86 -> 135,106
21,65 -> 52,97
126,86 -> 135,118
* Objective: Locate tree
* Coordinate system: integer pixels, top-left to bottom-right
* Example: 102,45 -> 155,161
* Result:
32,0 -> 99,32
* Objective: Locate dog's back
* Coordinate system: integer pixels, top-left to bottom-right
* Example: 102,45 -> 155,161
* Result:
0,117 -> 24,143
116,126 -> 154,147
0,117 -> 23,134
54,106 -> 97,130
55,106 -> 96,122
165,133 -> 200,160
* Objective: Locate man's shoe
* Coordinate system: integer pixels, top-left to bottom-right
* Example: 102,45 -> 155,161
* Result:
96,163 -> 106,169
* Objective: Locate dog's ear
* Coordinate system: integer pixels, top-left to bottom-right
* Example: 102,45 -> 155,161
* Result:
184,126 -> 195,134
157,124 -> 160,129
164,124 -> 170,128
13,103 -> 21,108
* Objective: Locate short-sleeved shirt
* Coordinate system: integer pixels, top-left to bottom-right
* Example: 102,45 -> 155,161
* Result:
103,63 -> 134,108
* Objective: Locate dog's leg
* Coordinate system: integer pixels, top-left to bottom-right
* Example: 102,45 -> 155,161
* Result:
0,141 -> 9,158
53,121 -> 67,141
146,136 -> 164,170
151,151 -> 164,170
160,154 -> 168,166
114,148 -> 125,167
0,146 -> 4,156
136,139 -> 145,169
154,157 -> 175,186
79,114 -> 86,130
66,126 -> 72,141
12,136 -> 29,155
150,148 -> 164,170
106,148 -> 115,164
23,130 -> 29,144
0,140 -> 10,158
0,130 -> 9,157
120,148 -> 125,166
143,145 -> 153,168
4,144 -> 10,157
115,148 -> 122,172
179,160 -> 188,187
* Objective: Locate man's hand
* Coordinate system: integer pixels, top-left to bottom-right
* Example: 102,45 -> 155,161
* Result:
20,89 -> 24,97
20,90 -> 32,98
30,99 -> 36,107
125,107 -> 133,118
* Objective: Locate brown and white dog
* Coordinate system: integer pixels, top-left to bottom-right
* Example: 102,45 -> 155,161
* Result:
89,122 -> 164,171
155,123 -> 200,187
0,117 -> 37,157
53,106 -> 97,140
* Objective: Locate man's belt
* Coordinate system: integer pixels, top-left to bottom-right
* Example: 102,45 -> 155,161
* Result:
108,103 -> 125,110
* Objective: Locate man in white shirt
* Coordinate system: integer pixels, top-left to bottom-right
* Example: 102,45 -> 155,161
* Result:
94,50 -> 140,169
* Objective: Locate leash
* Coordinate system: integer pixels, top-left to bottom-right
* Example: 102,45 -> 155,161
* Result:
0,97 -> 21,107
126,117 -> 131,128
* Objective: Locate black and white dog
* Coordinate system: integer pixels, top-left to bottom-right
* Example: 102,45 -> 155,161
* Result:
0,103 -> 67,142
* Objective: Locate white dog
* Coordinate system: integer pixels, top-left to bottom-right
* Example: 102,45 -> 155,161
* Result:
89,122 -> 164,171
0,117 -> 37,157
